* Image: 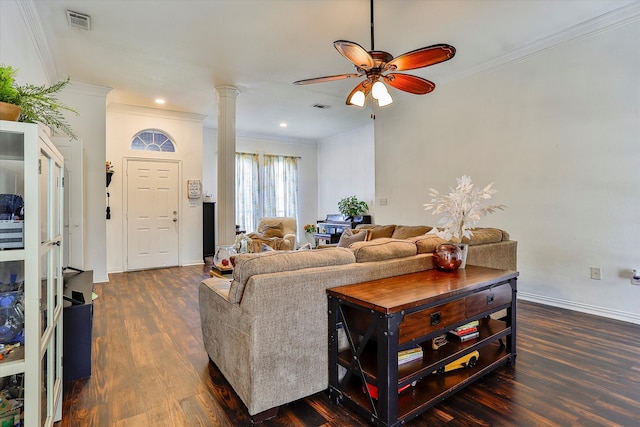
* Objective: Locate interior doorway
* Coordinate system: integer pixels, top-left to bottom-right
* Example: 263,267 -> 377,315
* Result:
53,138 -> 84,271
125,158 -> 180,271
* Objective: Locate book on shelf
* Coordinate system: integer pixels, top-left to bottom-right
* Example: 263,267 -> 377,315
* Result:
448,330 -> 479,342
398,345 -> 423,365
449,326 -> 478,337
455,320 -> 479,332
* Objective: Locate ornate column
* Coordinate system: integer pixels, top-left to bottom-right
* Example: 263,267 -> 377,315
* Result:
214,86 -> 240,245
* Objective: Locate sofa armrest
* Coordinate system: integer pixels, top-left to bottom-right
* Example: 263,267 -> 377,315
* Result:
283,233 -> 296,250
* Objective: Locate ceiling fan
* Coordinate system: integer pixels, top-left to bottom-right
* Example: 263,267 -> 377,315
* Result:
293,0 -> 456,107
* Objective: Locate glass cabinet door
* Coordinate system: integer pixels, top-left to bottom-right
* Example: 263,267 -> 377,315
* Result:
38,136 -> 64,426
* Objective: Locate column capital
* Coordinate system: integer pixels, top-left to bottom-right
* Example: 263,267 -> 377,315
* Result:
214,86 -> 240,99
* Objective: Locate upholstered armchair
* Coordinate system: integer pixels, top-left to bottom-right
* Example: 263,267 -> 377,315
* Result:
246,217 -> 297,252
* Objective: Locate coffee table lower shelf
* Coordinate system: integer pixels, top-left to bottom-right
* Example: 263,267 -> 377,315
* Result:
330,343 -> 511,425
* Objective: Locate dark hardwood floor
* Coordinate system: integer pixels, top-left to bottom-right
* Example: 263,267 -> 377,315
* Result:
56,264 -> 640,426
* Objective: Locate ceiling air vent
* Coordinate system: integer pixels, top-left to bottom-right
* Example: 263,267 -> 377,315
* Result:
66,10 -> 91,30
312,104 -> 331,109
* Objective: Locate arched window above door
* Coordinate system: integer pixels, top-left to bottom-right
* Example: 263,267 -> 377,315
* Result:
131,130 -> 175,152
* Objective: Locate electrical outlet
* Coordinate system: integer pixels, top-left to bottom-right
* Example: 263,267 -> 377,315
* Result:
590,267 -> 601,280
379,198 -> 387,206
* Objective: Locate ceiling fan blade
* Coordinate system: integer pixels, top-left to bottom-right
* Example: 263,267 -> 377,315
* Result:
293,73 -> 361,85
384,73 -> 435,94
345,81 -> 370,105
387,44 -> 456,71
334,40 -> 374,69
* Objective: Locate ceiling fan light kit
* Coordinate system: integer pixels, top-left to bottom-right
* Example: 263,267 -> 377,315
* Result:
349,90 -> 366,107
293,0 -> 455,108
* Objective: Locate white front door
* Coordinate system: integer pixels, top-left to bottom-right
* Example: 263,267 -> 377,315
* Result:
126,159 -> 179,270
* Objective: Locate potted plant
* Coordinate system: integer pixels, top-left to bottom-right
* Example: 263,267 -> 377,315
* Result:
0,65 -> 21,121
423,175 -> 505,269
338,195 -> 368,221
0,64 -> 78,139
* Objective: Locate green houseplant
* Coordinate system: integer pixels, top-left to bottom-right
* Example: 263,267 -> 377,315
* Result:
0,65 -> 21,120
338,195 -> 368,220
0,64 -> 78,139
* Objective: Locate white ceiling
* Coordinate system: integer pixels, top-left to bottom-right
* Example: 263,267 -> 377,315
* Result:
31,0 -> 636,142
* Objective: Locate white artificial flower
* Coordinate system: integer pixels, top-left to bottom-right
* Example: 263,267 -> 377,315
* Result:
423,175 -> 505,243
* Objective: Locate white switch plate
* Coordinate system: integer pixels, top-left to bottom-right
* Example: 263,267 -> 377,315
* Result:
590,267 -> 601,280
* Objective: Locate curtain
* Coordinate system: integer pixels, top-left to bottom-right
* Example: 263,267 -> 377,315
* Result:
263,154 -> 299,221
235,152 -> 260,232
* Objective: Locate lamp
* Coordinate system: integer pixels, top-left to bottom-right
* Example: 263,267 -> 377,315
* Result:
377,92 -> 393,107
371,81 -> 388,100
348,90 -> 366,107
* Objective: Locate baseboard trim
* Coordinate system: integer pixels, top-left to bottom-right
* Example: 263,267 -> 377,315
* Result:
518,292 -> 640,325
181,260 -> 205,267
92,272 -> 110,283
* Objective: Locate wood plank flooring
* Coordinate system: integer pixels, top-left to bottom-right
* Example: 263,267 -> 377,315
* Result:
56,265 -> 640,426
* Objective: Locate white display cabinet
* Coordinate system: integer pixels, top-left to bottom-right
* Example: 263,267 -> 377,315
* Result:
0,120 -> 64,426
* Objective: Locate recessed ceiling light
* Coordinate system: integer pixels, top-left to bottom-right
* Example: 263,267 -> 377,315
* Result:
279,122 -> 287,128
155,98 -> 165,105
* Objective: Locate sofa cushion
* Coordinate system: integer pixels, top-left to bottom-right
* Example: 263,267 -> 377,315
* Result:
228,247 -> 356,304
462,228 -> 506,245
410,228 -> 507,254
356,224 -> 396,240
349,238 -> 417,263
391,225 -> 432,240
260,222 -> 284,238
409,234 -> 449,254
337,228 -> 368,247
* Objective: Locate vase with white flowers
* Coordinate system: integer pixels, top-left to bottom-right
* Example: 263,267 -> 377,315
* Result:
423,175 -> 505,269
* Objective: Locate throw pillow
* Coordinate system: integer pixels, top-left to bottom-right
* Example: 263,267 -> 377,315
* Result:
260,222 -> 284,238
357,224 -> 396,240
337,228 -> 368,248
261,243 -> 275,252
391,225 -> 432,240
297,243 -> 312,250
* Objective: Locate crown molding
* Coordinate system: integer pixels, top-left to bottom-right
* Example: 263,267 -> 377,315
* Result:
441,1 -> 640,85
108,102 -> 207,123
16,0 -> 58,84
65,81 -> 112,98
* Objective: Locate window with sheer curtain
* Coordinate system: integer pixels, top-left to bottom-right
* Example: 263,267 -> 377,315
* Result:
235,153 -> 260,233
235,153 -> 299,232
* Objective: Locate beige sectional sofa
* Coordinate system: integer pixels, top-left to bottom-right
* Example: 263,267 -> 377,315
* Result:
198,226 -> 516,420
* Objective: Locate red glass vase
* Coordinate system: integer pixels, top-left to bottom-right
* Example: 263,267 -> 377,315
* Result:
433,243 -> 463,271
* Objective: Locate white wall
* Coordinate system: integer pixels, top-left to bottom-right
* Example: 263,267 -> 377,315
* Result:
369,18 -> 640,323
0,1 -> 48,87
106,104 -> 205,273
1,1 -> 110,283
317,123 -> 375,219
57,83 -> 110,282
202,129 -> 318,245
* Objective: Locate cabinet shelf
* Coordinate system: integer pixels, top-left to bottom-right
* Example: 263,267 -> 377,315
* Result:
0,249 -> 25,262
328,266 -> 518,427
0,346 -> 25,377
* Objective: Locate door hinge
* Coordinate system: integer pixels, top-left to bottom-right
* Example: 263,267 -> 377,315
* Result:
61,177 -> 64,187
38,159 -> 42,174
